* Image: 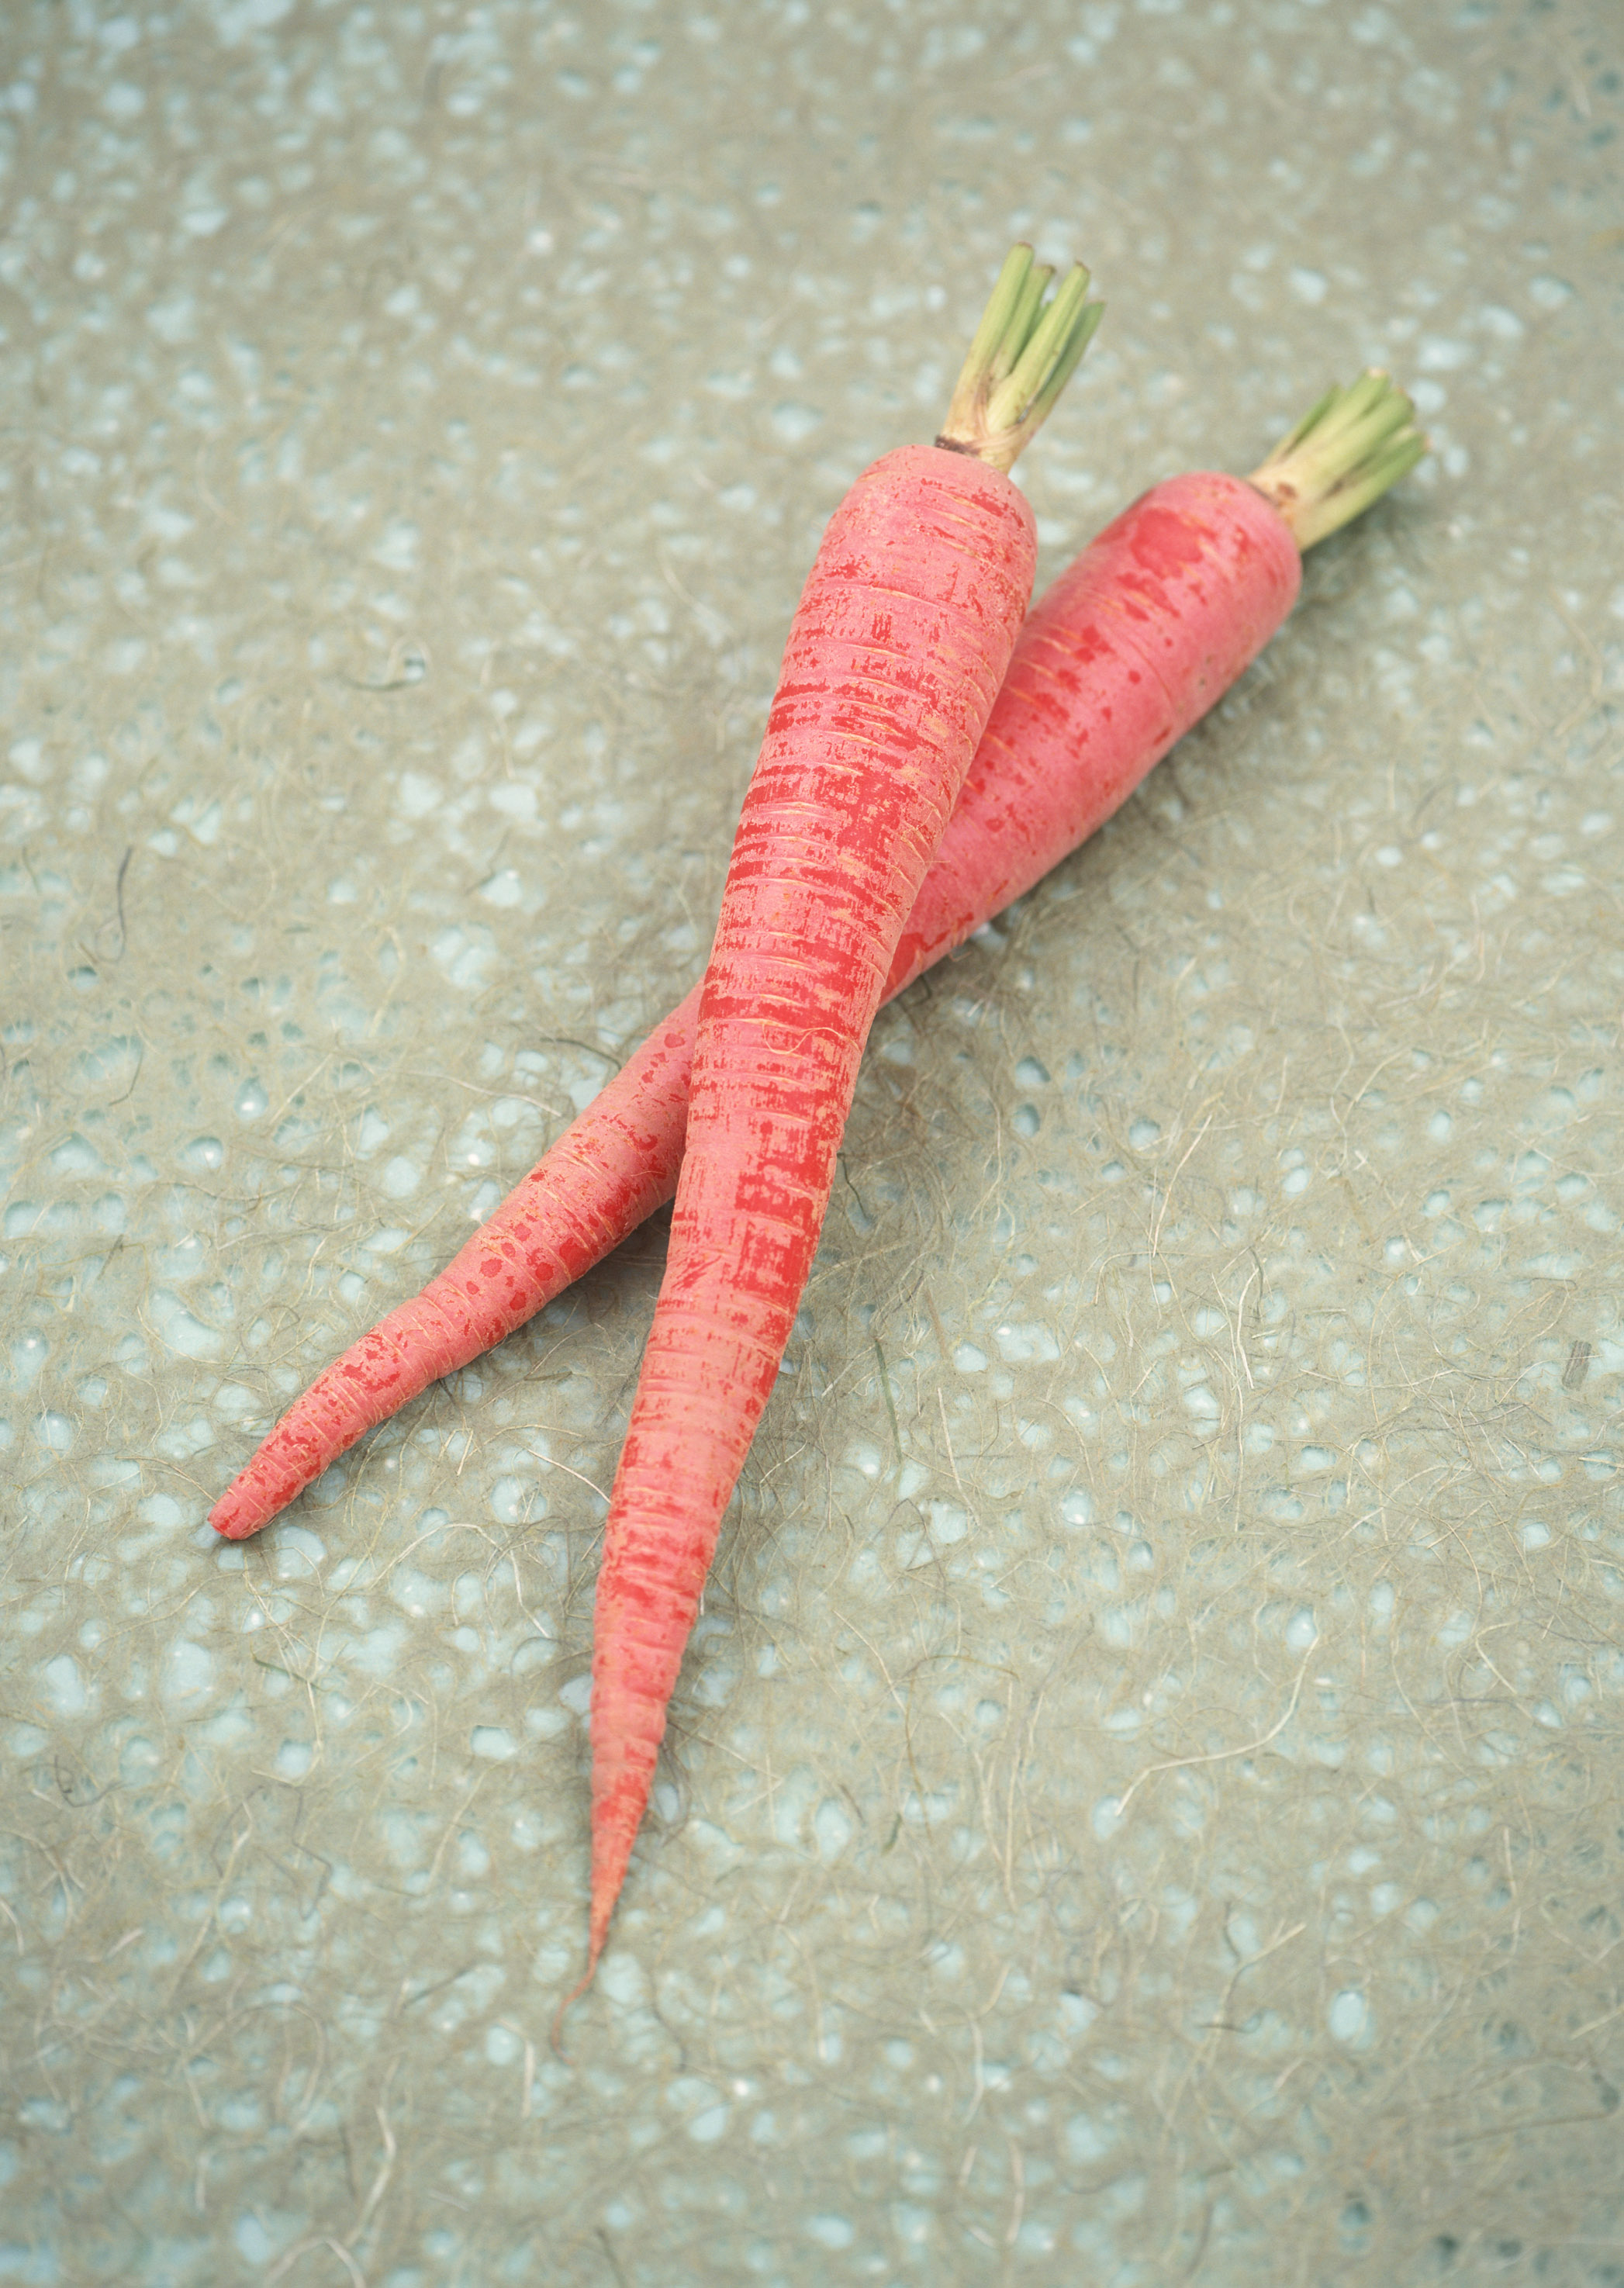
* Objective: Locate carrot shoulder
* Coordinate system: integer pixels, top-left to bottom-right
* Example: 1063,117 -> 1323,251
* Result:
209,374 -> 1423,1543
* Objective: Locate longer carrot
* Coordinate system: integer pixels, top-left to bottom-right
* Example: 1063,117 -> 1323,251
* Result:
211,372 -> 1422,1545
583,252 -> 1111,1981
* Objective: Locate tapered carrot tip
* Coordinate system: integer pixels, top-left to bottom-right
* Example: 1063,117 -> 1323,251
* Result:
550,1749 -> 651,2050
550,1915 -> 608,2055
210,1428 -> 333,1536
210,1476 -> 278,1540
587,1733 -> 658,1958
550,1958 -> 597,2058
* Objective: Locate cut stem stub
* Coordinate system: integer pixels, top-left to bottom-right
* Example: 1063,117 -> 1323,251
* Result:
1249,369 -> 1428,551
938,244 -> 1104,474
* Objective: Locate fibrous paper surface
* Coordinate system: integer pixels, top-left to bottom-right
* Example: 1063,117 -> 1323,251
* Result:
2,2 -> 1621,2281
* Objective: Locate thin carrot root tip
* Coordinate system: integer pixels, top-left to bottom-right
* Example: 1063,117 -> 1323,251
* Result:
550,1957 -> 599,2057
937,242 -> 1104,472
1247,368 -> 1428,549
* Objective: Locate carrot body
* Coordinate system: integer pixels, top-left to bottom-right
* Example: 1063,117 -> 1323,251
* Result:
209,472 -> 1299,1542
588,444 -> 1035,1960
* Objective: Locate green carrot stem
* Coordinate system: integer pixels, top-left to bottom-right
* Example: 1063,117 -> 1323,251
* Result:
997,259 -> 1054,389
938,244 -> 1104,474
1248,369 -> 1428,550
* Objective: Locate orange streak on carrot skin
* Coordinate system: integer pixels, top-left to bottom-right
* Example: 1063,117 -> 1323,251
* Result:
209,474 -> 1297,1544
585,444 -> 1036,1968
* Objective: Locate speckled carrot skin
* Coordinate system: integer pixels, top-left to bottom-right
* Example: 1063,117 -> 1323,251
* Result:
586,444 -> 1037,1961
209,473 -> 1297,1544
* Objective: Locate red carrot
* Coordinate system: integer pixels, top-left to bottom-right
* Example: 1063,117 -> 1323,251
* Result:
209,371 -> 1423,1546
585,251 -> 1108,1981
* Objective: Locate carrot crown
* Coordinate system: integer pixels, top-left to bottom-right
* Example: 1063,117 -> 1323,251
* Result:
1247,370 -> 1428,550
937,244 -> 1104,474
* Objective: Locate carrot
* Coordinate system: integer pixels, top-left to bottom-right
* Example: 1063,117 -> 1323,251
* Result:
209,371 -> 1423,1545
579,250 -> 1109,1982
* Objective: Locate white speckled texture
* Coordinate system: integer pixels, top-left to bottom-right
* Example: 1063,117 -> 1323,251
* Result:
2,2 -> 1622,2281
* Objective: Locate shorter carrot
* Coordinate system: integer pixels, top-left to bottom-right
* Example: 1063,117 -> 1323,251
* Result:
211,372 -> 1424,1543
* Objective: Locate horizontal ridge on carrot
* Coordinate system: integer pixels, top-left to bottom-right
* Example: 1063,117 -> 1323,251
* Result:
210,369 -> 1424,1547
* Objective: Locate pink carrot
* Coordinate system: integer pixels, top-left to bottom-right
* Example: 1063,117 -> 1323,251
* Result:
211,371 -> 1422,1545
579,249 -> 1112,1982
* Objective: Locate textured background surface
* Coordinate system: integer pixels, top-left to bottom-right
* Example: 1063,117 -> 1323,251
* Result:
2,2 -> 1622,2282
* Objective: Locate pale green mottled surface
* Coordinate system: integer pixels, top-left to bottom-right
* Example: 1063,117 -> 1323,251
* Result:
2,2 -> 1622,2283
